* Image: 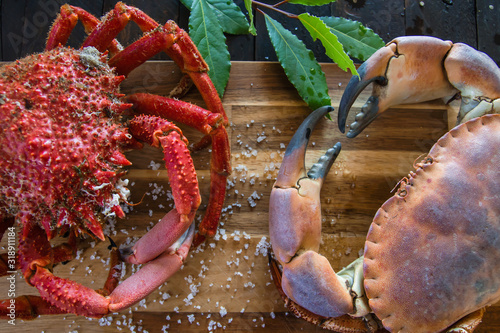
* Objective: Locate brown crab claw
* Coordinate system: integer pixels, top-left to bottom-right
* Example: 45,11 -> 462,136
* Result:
270,106 -> 369,320
337,45 -> 393,138
274,106 -> 337,188
339,36 -> 500,138
270,105 -> 340,265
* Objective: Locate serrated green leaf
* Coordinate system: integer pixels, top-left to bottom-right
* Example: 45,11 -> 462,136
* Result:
299,13 -> 357,76
205,0 -> 250,34
189,0 -> 231,97
320,16 -> 385,61
184,0 -> 249,34
265,14 -> 330,110
244,0 -> 257,35
289,0 -> 336,5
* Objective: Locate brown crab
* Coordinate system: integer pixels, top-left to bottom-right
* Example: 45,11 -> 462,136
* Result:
269,36 -> 500,333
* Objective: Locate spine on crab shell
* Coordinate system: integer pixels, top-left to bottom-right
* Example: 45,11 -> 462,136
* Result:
78,206 -> 105,241
108,150 -> 132,166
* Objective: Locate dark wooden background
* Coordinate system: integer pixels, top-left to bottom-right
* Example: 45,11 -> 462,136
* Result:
1,0 -> 499,64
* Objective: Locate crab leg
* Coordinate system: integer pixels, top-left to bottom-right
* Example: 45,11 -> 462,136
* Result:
0,296 -> 68,319
197,126 -> 231,237
46,4 -> 122,56
166,27 -> 231,237
127,93 -> 223,135
109,223 -> 194,312
75,2 -> 230,239
269,106 -> 371,327
9,211 -> 193,318
338,36 -> 500,138
108,26 -> 177,76
18,222 -> 194,316
268,254 -> 369,333
125,115 -> 201,263
0,223 -> 114,317
0,235 -> 75,274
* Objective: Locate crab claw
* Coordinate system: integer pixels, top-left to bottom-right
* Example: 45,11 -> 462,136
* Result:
339,36 -> 500,138
270,105 -> 339,264
270,106 -> 371,320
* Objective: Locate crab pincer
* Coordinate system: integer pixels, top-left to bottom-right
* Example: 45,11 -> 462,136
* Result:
269,107 -> 372,330
338,36 -> 500,138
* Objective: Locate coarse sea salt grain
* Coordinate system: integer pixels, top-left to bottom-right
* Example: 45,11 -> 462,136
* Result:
148,160 -> 161,170
255,236 -> 271,256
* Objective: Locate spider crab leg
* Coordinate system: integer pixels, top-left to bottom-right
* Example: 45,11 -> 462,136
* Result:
123,115 -> 201,265
269,106 -> 375,331
0,220 -> 121,318
67,1 -> 230,239
125,92 -> 230,241
2,219 -> 192,317
46,4 -> 122,56
338,36 -> 500,138
1,113 -> 200,316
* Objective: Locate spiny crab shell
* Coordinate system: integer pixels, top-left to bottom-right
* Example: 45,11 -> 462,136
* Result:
0,46 -> 136,240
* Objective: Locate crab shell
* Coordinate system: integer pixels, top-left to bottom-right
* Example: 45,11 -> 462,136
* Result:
364,114 -> 500,332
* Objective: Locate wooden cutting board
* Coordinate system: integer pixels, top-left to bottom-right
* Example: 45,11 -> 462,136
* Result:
1,61 -> 498,332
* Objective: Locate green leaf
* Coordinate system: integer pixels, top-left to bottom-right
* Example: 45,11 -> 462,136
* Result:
207,0 -> 250,34
180,0 -> 193,9
265,14 -> 331,110
289,0 -> 336,5
244,0 -> 257,35
183,0 -> 249,34
320,16 -> 385,61
299,13 -> 357,76
189,0 -> 231,97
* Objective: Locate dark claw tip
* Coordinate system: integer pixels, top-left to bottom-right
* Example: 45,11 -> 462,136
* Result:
118,246 -> 133,260
107,236 -> 118,250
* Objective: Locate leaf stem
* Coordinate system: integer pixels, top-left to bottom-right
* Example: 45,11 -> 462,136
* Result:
252,0 -> 297,19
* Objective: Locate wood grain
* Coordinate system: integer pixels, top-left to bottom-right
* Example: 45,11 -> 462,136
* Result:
0,61 -> 498,332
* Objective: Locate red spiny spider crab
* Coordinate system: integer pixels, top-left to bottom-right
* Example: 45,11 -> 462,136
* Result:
0,2 -> 230,318
269,36 -> 500,333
